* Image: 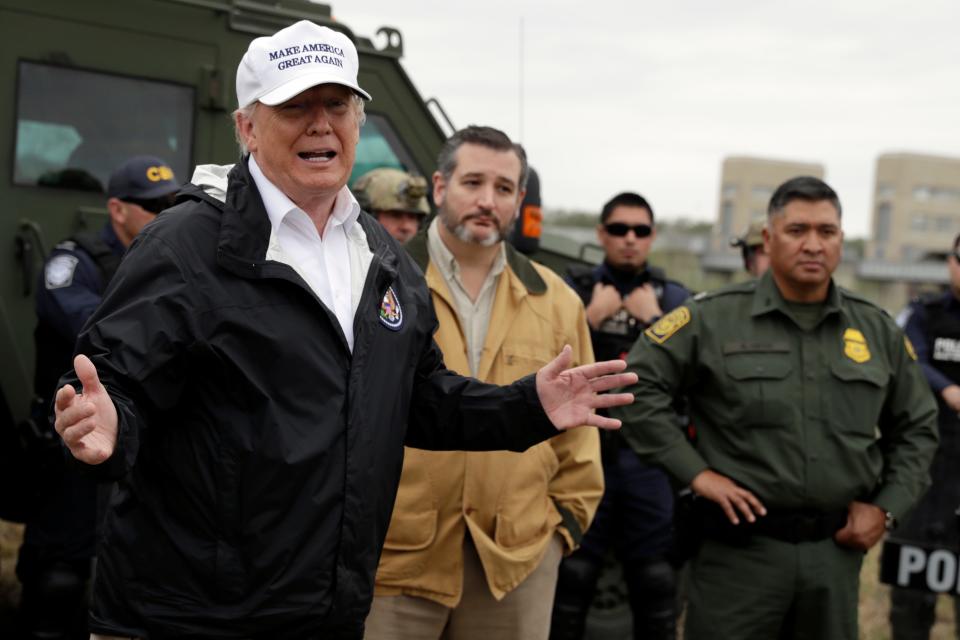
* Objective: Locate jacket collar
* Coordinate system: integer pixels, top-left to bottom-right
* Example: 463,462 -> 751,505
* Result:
212,158 -> 274,278
405,230 -> 547,295
750,269 -> 843,324
184,156 -> 399,284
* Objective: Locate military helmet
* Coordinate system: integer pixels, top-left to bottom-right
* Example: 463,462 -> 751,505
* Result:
730,218 -> 765,249
353,168 -> 430,216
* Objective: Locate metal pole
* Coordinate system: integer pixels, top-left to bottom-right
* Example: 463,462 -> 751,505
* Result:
519,17 -> 524,142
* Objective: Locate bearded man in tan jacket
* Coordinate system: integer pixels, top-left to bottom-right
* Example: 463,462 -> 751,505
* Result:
364,126 -> 603,640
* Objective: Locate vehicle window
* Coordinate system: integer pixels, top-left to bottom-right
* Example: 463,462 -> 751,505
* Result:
13,61 -> 194,193
351,113 -> 422,185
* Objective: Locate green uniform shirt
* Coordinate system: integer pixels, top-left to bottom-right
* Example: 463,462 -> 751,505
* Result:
614,271 -> 939,520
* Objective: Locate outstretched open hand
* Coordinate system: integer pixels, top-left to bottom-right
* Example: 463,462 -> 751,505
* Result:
54,354 -> 118,464
536,345 -> 637,431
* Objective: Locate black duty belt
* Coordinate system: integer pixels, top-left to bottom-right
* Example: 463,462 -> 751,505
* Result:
697,501 -> 848,545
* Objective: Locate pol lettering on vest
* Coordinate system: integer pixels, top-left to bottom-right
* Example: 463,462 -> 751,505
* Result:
881,539 -> 960,594
933,336 -> 960,362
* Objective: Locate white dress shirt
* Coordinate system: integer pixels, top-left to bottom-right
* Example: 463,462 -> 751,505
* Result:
426,219 -> 506,377
248,155 -> 372,351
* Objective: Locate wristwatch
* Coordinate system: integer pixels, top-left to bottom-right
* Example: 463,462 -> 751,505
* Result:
884,510 -> 897,531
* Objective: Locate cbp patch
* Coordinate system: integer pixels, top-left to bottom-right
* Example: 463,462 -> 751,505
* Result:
44,254 -> 79,290
378,286 -> 403,330
645,306 -> 690,345
904,336 -> 918,361
843,328 -> 871,363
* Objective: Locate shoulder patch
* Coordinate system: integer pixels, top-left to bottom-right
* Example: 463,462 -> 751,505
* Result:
645,306 -> 691,344
44,254 -> 79,290
904,335 -> 918,361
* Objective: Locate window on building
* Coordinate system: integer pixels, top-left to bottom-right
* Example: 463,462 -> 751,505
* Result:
932,187 -> 960,203
876,183 -> 895,199
875,203 -> 891,243
13,60 -> 194,192
902,245 -> 921,262
913,185 -> 932,201
720,201 -> 733,240
751,186 -> 773,201
910,214 -> 928,231
721,184 -> 737,198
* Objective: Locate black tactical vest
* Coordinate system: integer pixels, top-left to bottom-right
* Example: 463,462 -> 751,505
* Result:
924,297 -> 960,385
897,296 -> 960,544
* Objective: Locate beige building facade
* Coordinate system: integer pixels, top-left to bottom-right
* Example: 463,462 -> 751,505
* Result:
868,152 -> 960,262
712,156 -> 825,253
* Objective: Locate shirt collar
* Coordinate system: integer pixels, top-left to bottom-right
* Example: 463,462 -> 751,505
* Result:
751,270 -> 842,320
247,154 -> 360,236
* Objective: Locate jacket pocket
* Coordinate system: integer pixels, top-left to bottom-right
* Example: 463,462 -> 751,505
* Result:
382,509 -> 439,551
494,498 -> 550,550
827,360 -> 887,441
722,347 -> 794,428
723,351 -> 793,381
378,509 -> 438,581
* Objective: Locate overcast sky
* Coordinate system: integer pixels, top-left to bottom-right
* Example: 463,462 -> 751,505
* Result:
339,0 -> 960,238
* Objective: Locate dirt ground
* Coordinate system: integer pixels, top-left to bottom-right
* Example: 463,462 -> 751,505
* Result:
0,521 -> 955,638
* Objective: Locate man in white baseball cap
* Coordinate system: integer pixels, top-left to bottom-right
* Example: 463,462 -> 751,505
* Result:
51,19 -> 638,640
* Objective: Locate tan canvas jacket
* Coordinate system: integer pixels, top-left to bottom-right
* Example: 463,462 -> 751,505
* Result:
373,236 -> 603,606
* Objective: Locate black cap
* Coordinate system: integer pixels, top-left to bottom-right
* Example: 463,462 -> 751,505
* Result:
107,155 -> 180,200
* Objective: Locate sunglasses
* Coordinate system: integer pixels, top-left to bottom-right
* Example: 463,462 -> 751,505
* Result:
123,194 -> 177,215
604,222 -> 652,238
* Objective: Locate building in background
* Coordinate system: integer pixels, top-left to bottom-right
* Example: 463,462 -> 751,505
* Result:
711,156 -> 825,255
538,152 -> 952,314
868,153 -> 960,262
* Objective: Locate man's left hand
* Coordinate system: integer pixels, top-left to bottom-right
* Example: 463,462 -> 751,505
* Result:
834,501 -> 886,551
535,345 -> 637,431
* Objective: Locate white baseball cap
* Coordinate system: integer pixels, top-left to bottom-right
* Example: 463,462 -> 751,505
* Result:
236,20 -> 372,108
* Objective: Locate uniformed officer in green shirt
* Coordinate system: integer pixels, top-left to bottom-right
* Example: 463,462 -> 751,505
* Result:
613,176 -> 939,640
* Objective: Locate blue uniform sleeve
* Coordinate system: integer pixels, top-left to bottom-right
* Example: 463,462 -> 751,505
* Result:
659,281 -> 691,315
902,301 -> 953,395
35,247 -> 105,343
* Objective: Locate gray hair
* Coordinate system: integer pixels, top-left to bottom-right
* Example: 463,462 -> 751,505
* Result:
232,93 -> 366,155
436,125 -> 529,191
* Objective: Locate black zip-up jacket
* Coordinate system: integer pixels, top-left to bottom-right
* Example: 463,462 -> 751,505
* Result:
62,159 -> 557,639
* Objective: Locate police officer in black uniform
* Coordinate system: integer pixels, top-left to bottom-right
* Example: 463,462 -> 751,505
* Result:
16,155 -> 179,640
552,192 -> 689,640
892,234 -> 960,640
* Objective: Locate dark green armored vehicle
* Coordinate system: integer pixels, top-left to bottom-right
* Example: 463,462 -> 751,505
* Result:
0,0 -> 448,456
